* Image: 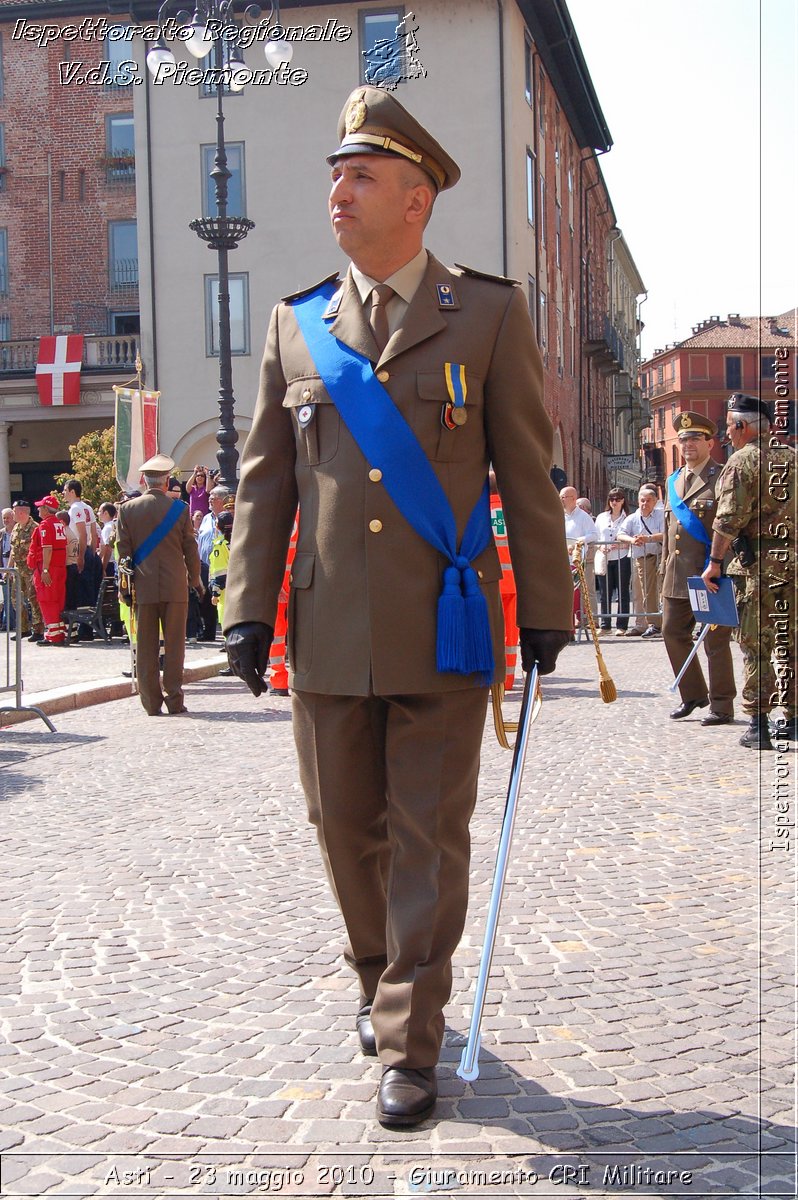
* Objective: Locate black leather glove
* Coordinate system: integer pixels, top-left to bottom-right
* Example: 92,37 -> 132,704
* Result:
520,628 -> 571,676
225,622 -> 273,697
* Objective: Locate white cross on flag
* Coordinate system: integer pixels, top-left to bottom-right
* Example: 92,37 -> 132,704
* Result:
35,335 -> 84,406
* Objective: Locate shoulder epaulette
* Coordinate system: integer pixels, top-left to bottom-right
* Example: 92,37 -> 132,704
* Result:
453,263 -> 520,287
281,271 -> 341,303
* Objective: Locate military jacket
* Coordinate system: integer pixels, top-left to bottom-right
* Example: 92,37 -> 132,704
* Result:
224,254 -> 573,696
661,457 -> 723,599
116,491 -> 201,604
9,518 -> 38,569
713,434 -> 797,578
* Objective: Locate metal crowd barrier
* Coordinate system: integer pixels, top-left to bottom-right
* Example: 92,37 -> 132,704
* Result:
572,540 -> 663,640
0,567 -> 56,731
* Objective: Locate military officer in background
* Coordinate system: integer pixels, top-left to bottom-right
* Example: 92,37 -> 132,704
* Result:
224,86 -> 573,1127
661,412 -> 735,724
702,394 -> 797,750
116,453 -> 203,717
9,499 -> 44,641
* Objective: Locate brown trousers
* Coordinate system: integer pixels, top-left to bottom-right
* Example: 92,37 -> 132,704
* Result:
135,601 -> 188,715
292,686 -> 489,1069
662,596 -> 736,717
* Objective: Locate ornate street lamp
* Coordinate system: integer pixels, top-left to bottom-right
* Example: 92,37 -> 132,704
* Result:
146,2 -> 293,490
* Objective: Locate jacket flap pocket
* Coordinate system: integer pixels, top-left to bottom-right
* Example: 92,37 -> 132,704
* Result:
417,369 -> 483,402
283,377 -> 333,408
289,551 -> 314,589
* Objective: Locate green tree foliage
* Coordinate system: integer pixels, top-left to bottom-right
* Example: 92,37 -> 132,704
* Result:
55,427 -> 118,511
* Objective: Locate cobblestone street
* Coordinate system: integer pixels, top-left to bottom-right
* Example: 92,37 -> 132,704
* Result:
0,635 -> 795,1197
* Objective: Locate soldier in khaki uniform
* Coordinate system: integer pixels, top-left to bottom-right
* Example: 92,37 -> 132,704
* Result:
9,499 -> 44,641
225,87 -> 573,1127
703,395 -> 797,749
661,412 -> 735,724
116,454 -> 203,717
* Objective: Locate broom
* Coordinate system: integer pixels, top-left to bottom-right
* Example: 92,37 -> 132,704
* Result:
572,545 -> 617,704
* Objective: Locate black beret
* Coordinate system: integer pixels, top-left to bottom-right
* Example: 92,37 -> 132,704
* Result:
727,393 -> 772,421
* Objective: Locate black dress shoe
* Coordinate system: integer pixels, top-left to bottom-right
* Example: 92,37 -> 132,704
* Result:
701,712 -> 732,727
377,1067 -> 437,1127
356,1003 -> 377,1057
669,699 -> 709,720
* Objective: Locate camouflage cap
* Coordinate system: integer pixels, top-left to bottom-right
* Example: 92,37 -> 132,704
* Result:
327,86 -> 460,192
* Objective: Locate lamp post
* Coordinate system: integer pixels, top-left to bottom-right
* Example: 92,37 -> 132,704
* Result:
146,2 -> 292,491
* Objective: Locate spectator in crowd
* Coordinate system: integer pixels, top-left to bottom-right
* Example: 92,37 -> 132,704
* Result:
197,485 -> 231,642
9,499 -> 43,642
27,495 -> 68,646
192,511 -> 204,535
1,507 -> 15,632
702,394 -> 796,749
560,486 -> 598,550
56,511 -> 80,610
618,485 -> 664,637
98,503 -> 118,575
209,509 -> 234,629
167,476 -> 185,502
63,478 -> 101,637
187,466 -> 212,520
594,489 -> 631,635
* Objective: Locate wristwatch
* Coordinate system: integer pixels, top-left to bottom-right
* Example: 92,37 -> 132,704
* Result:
708,556 -> 724,565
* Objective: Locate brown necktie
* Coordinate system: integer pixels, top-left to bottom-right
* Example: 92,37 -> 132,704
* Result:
368,284 -> 395,354
683,469 -> 694,494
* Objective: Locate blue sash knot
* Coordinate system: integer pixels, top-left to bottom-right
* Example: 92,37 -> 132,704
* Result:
291,281 -> 494,685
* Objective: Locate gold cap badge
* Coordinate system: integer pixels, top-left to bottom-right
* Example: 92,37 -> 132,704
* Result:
345,93 -> 367,135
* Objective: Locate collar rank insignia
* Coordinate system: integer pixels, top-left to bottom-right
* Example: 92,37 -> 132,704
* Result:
323,289 -> 344,320
436,283 -> 456,308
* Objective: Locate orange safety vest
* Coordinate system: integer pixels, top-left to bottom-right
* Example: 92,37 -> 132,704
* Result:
269,510 -> 299,690
490,491 -> 519,691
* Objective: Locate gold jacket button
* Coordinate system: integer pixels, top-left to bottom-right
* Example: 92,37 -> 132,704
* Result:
302,388 -> 312,401
369,468 -> 383,483
376,370 -> 390,383
675,549 -> 680,555
369,519 -> 383,533
477,570 -> 483,579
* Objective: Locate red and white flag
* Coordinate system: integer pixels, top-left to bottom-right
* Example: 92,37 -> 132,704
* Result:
35,335 -> 84,406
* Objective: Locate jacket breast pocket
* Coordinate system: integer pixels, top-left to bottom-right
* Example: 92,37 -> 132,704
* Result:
417,370 -> 485,462
283,378 -> 339,466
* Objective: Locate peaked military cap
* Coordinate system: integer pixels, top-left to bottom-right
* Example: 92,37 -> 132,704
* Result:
727,393 -> 773,421
140,453 -> 176,474
327,86 -> 460,192
673,411 -> 717,438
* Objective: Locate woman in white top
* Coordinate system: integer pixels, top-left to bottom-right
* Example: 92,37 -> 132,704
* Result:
594,489 -> 631,633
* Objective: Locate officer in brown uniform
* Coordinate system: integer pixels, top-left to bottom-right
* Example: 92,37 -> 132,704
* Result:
661,412 -> 736,724
116,453 -> 203,717
9,499 -> 44,641
224,87 -> 573,1127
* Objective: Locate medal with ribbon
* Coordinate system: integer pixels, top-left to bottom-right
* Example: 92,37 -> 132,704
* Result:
442,362 -> 468,429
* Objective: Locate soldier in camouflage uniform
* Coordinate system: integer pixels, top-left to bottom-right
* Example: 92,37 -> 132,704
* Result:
702,394 -> 797,750
8,499 -> 44,642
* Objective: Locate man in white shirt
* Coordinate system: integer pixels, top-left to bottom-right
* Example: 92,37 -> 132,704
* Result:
63,478 -> 100,636
618,485 -> 664,637
560,486 -> 597,549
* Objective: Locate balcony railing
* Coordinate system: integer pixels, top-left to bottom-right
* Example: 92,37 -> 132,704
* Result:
584,316 -> 624,372
0,333 -> 139,376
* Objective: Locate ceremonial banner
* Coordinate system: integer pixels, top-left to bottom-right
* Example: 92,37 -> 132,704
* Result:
35,335 -> 84,406
114,387 -> 160,491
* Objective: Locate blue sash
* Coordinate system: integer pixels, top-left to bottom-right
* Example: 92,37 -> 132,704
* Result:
132,500 -> 185,569
667,470 -> 711,567
291,282 -> 494,685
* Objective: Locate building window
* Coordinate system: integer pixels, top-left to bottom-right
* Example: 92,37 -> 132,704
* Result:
104,25 -> 137,87
205,273 -> 250,356
0,228 -> 8,296
525,149 -> 535,225
202,143 -> 245,218
105,114 -> 135,182
109,220 -> 138,290
0,124 -> 5,193
689,353 -> 709,381
524,39 -> 533,107
0,33 -> 4,101
539,291 -> 547,363
555,201 -> 561,267
725,355 -> 742,390
539,174 -> 546,247
556,307 -> 564,377
761,354 -> 777,380
527,275 -> 536,318
359,8 -> 405,87
537,67 -> 545,133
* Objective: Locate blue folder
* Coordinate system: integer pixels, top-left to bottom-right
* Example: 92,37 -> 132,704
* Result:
686,576 -> 739,627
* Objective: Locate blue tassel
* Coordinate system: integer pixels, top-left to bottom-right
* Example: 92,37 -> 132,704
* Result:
461,566 -> 494,684
437,565 -> 465,672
